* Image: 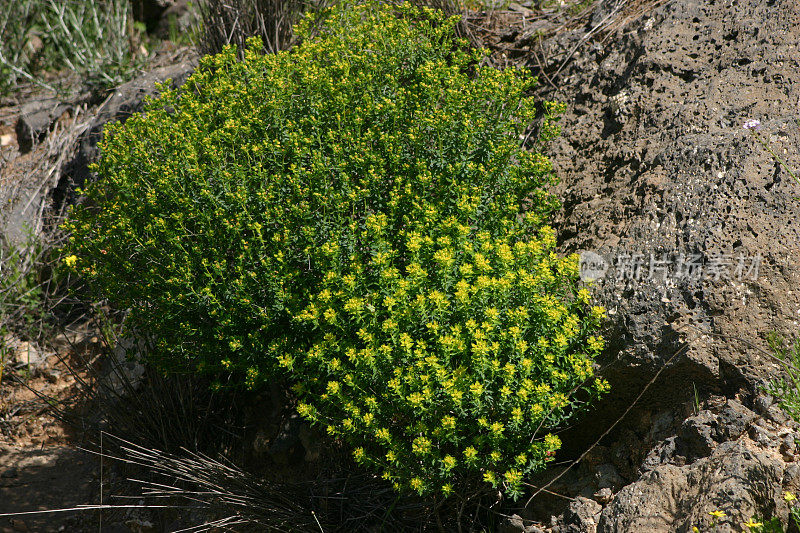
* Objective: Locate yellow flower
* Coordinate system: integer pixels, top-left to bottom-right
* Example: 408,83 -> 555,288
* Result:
587,335 -> 605,352
784,491 -> 797,502
544,433 -> 561,450
412,436 -> 432,455
504,469 -> 522,486
709,510 -> 726,519
449,388 -> 464,404
577,287 -> 591,304
296,402 -> 312,418
63,254 -> 78,267
464,446 -> 478,462
743,519 -> 763,529
353,447 -> 365,462
407,391 -> 425,408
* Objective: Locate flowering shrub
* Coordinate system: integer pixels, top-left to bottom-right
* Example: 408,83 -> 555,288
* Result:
62,1 -> 609,499
63,2 -> 562,383
291,219 -> 608,498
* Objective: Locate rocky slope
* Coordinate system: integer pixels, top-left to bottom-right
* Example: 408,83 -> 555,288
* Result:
510,0 -> 800,530
1,0 -> 799,530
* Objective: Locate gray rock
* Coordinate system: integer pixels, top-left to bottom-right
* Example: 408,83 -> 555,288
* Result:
784,463 -> 800,489
125,519 -> 156,533
7,340 -> 48,370
597,441 -> 785,532
754,395 -> 775,417
542,0 -> 800,421
14,99 -> 70,153
512,0 -> 800,524
717,400 -> 757,441
781,433 -> 796,454
641,436 -> 681,472
298,422 -> 323,462
57,54 -> 197,207
593,488 -> 614,505
499,514 -> 527,533
678,411 -> 719,460
766,405 -> 791,425
499,514 -> 544,533
100,336 -> 148,397
564,496 -> 603,533
749,423 -> 775,447
268,413 -> 306,466
155,0 -> 198,39
594,463 -> 624,491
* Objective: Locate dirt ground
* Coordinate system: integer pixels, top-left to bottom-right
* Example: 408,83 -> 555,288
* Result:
0,336 -> 102,532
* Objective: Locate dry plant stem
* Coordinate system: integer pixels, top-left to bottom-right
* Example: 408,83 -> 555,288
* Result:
524,340 -> 690,508
94,432 -> 430,530
752,130 -> 800,187
198,0 -> 327,56
550,0 -> 629,82
600,0 -> 667,41
0,108 -> 90,416
0,504 -> 185,519
1,102 -> 91,240
0,349 -> 6,409
0,48 -> 57,94
532,36 -> 557,88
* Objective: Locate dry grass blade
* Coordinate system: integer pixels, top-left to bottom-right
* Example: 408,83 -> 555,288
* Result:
197,0 -> 334,57
599,0 -> 667,40
16,318 -> 432,530
197,0 -> 477,58
549,0 -> 630,81
87,433 -> 432,532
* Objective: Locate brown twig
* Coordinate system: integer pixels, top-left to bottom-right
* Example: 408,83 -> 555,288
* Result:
524,340 -> 690,507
